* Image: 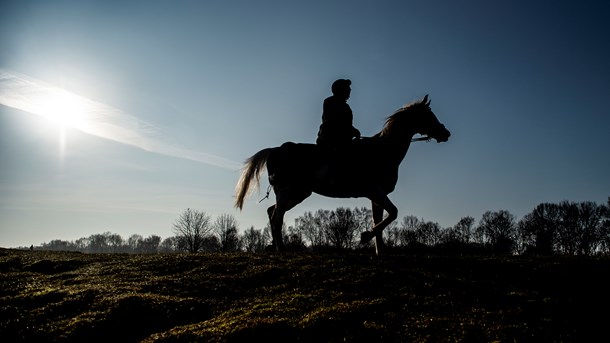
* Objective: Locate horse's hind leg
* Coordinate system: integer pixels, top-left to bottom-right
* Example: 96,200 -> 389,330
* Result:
267,204 -> 286,251
269,204 -> 286,252
266,205 -> 276,226
269,187 -> 311,252
266,205 -> 281,251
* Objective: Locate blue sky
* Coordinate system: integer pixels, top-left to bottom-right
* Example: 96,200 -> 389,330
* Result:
1,0 -> 609,247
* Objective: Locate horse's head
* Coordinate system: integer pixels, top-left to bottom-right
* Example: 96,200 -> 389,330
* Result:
381,95 -> 451,143
413,95 -> 450,143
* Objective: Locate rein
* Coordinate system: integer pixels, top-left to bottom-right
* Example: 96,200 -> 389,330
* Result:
258,184 -> 272,203
411,136 -> 432,142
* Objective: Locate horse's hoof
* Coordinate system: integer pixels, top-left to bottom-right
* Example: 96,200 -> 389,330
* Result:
360,231 -> 375,244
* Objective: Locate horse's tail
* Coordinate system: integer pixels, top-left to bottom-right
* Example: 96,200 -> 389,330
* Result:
234,148 -> 274,210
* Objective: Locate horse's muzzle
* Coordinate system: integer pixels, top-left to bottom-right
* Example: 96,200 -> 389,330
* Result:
432,125 -> 451,143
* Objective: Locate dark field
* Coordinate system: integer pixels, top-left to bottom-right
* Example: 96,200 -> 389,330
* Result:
1,249 -> 608,342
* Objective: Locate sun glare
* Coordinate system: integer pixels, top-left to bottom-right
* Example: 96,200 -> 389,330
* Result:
35,89 -> 91,131
21,86 -> 100,162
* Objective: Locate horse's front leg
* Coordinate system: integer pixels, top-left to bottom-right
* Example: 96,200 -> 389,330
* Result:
361,193 -> 398,254
371,202 -> 387,255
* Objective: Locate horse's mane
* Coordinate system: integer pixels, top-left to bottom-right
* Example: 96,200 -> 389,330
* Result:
378,98 -> 429,137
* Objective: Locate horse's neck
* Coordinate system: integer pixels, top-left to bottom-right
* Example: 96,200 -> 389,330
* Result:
383,131 -> 415,165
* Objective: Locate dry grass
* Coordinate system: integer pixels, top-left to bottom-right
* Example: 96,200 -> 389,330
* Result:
1,248 -> 608,342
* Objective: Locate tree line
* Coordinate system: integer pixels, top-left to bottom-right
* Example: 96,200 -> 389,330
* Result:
34,210 -> 248,254
33,198 -> 609,256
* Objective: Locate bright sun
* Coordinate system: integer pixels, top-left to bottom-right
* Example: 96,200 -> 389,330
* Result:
23,86 -> 100,160
35,89 -> 91,131
1,71 -> 113,160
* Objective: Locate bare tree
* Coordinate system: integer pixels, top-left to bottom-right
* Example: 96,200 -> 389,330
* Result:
40,239 -> 76,251
140,235 -> 161,253
172,208 -> 213,253
296,210 -> 330,249
200,235 -> 221,252
439,216 -> 475,246
324,208 -> 359,250
159,236 -> 180,253
74,237 -> 89,251
353,207 -> 373,234
416,221 -> 442,246
385,225 -> 401,247
555,201 -> 580,255
105,232 -> 124,253
241,226 -> 267,252
214,213 -> 241,252
600,198 -> 610,254
127,234 -> 143,253
284,225 -> 307,251
575,201 -> 603,255
88,233 -> 109,253
453,216 -> 475,244
401,215 -> 421,230
476,210 -> 517,254
518,203 -> 560,255
394,215 -> 422,247
519,201 -> 605,256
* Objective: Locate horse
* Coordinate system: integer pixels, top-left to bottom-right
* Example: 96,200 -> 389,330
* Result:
234,95 -> 450,254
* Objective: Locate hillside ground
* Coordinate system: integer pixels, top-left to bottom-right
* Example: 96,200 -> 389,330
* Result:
1,248 -> 608,342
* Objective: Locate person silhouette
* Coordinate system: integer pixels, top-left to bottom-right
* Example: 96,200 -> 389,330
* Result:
316,79 -> 361,149
316,79 -> 361,186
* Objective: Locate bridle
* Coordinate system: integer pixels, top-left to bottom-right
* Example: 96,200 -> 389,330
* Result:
411,136 -> 432,142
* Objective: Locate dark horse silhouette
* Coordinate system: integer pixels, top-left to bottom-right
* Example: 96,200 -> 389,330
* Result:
235,95 -> 450,254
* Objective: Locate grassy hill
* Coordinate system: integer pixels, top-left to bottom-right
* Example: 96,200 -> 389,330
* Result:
1,248 -> 608,342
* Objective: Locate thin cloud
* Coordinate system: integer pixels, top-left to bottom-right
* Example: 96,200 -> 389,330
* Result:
0,69 -> 240,170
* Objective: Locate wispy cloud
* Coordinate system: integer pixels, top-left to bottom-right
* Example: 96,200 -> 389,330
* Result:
0,69 -> 241,170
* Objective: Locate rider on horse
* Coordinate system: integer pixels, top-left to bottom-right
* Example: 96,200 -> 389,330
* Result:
316,79 -> 361,149
315,79 -> 361,185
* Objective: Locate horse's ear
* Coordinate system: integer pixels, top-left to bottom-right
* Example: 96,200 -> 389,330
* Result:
422,94 -> 429,106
